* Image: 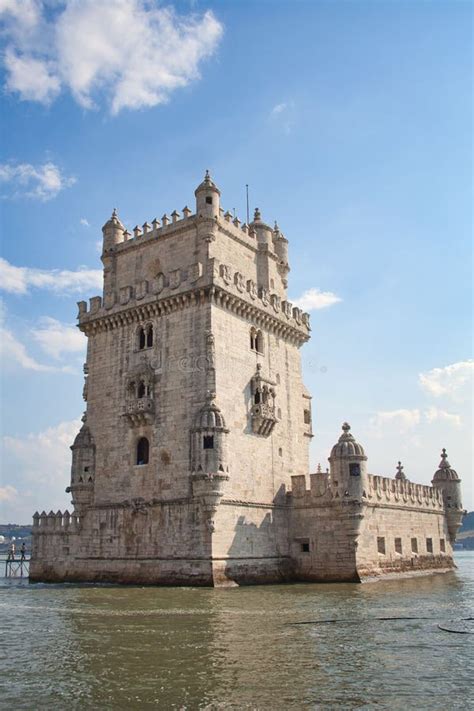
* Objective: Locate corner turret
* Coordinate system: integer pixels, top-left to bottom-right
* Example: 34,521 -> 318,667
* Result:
329,422 -> 368,499
66,415 -> 95,514
431,449 -> 464,542
195,170 -> 221,219
102,208 -> 125,253
250,207 -> 273,248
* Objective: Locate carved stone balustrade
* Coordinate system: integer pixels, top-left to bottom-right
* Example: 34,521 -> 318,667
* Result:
124,396 -> 155,425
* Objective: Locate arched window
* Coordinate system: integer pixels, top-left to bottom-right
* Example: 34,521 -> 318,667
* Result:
136,437 -> 149,465
254,390 -> 261,405
146,325 -> 153,348
138,327 -> 146,350
137,381 -> 146,399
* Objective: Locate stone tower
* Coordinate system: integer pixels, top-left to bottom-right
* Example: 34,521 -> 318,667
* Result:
31,172 -> 312,585
30,173 -> 463,586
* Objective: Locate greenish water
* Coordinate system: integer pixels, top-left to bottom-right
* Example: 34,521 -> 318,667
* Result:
1,554 -> 473,710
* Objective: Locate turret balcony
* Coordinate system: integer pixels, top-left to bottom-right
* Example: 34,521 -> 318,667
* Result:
251,402 -> 277,436
124,397 -> 155,425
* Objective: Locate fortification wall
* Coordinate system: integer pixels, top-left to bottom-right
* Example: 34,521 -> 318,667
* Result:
30,502 -> 214,585
287,472 -> 454,582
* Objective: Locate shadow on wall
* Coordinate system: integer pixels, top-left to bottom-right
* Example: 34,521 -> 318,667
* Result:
223,484 -> 293,585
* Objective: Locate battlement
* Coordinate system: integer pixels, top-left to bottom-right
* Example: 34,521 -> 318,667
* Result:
290,471 -> 445,511
32,510 -> 81,533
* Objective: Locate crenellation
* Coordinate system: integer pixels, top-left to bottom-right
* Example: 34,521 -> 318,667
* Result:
30,172 -> 463,586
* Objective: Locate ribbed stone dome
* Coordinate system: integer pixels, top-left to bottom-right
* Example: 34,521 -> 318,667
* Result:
194,397 -> 228,431
72,422 -> 94,449
102,208 -> 124,232
432,449 -> 459,482
194,170 -> 220,196
330,422 -> 366,459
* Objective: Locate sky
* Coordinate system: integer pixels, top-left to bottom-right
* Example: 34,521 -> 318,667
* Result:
0,0 -> 472,522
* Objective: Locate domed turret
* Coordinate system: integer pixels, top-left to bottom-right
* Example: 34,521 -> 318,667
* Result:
330,422 -> 366,459
195,170 -> 221,219
431,449 -> 463,542
329,423 -> 368,499
102,208 -> 125,253
66,416 -> 96,513
432,449 -> 460,482
190,393 -> 229,532
250,207 -> 273,248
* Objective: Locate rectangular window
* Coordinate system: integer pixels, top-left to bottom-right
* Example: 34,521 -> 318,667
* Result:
304,409 -> 311,425
349,463 -> 361,477
203,435 -> 214,450
377,537 -> 386,555
411,537 -> 418,553
426,538 -> 433,554
394,537 -> 402,554
301,541 -> 310,553
440,539 -> 446,553
206,196 -> 213,205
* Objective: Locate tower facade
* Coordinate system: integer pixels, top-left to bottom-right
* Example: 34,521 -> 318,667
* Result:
30,173 -> 463,586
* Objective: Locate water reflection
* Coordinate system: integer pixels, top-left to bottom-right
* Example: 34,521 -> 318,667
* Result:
0,554 -> 472,709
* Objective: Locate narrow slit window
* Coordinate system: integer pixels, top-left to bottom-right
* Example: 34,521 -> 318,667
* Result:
440,538 -> 446,553
394,537 -> 402,554
146,326 -> 153,348
377,537 -> 386,555
138,328 -> 146,350
136,437 -> 149,465
203,435 -> 214,450
426,538 -> 433,554
137,381 -> 146,399
411,537 -> 418,553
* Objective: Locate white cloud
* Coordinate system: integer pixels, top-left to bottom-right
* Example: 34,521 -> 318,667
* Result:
31,317 -> 86,359
2,418 -> 81,519
80,218 -> 90,227
0,485 -> 19,502
424,406 -> 462,428
292,287 -> 342,311
419,360 -> 473,401
0,322 -> 54,372
0,161 -> 75,200
4,50 -> 61,104
271,102 -> 288,115
0,257 -> 102,295
371,408 -> 421,434
269,100 -> 295,133
0,0 -> 223,114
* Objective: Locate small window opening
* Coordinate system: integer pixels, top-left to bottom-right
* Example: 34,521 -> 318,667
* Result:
255,330 -> 264,354
377,537 -> 386,555
254,391 -> 261,405
440,538 -> 446,553
411,537 -> 418,553
349,463 -> 361,477
206,196 -> 213,205
301,542 -> 310,553
136,437 -> 149,465
138,327 -> 146,350
278,447 -> 283,457
137,381 -> 146,399
426,537 -> 433,554
146,325 -> 153,348
203,435 -> 214,450
84,466 -> 89,472
394,537 -> 402,554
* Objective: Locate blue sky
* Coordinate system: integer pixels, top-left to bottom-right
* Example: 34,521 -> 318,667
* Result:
0,0 -> 472,521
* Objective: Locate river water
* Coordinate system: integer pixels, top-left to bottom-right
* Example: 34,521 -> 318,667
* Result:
1,553 -> 473,710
